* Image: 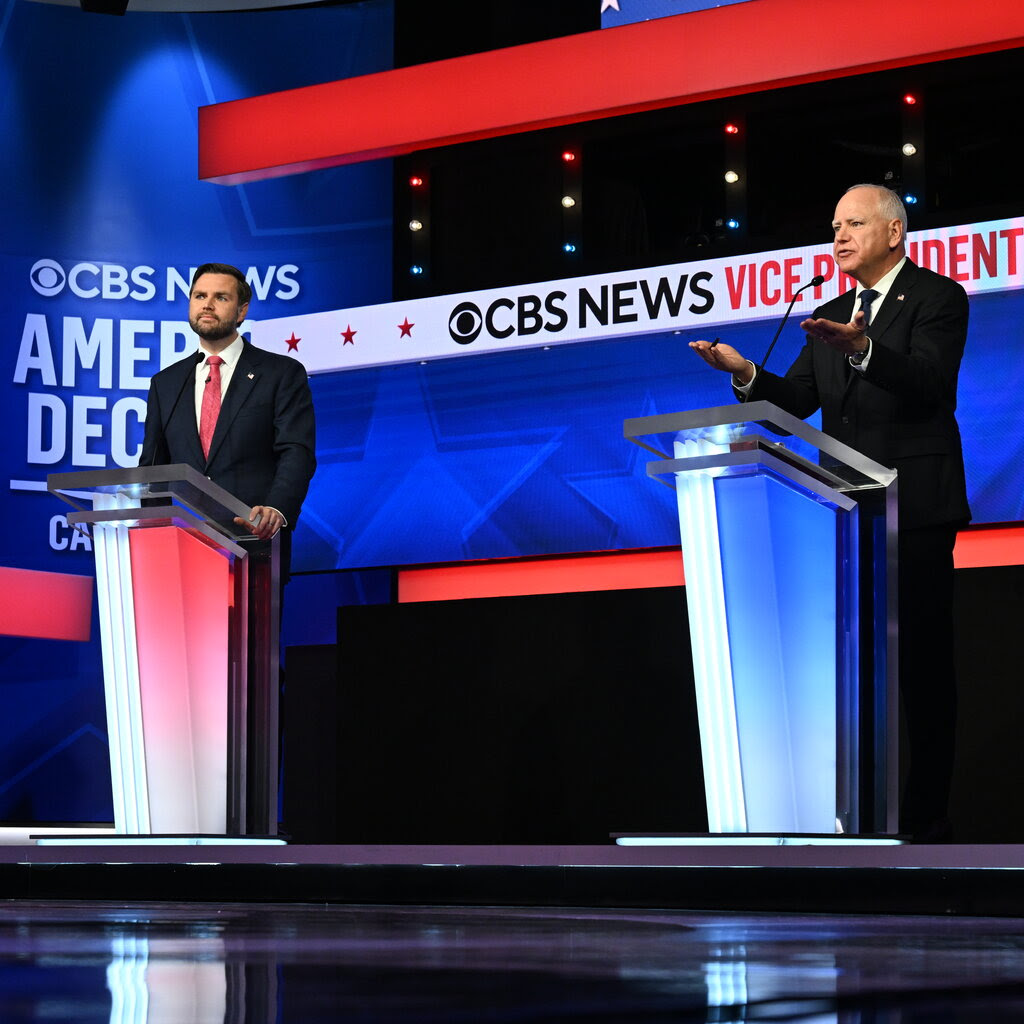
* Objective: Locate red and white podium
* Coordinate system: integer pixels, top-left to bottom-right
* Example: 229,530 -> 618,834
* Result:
48,465 -> 279,837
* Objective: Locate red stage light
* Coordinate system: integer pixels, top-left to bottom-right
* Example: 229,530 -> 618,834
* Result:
562,151 -> 577,162
725,123 -> 740,135
903,93 -> 918,105
409,175 -> 424,187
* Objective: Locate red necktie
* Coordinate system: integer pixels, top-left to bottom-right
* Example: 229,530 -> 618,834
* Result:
199,355 -> 224,460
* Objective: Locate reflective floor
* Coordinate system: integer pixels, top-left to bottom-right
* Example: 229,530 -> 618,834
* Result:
3,901 -> 1024,1022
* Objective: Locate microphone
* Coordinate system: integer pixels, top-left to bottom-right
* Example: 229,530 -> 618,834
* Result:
757,274 -> 826,373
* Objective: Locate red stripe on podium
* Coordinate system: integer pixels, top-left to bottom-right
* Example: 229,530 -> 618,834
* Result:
0,566 -> 93,641
198,0 -> 1024,183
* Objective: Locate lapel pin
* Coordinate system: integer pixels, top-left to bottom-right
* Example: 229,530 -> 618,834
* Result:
897,294 -> 905,301
247,373 -> 255,379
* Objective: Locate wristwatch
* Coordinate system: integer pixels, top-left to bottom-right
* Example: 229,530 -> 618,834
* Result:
850,337 -> 871,366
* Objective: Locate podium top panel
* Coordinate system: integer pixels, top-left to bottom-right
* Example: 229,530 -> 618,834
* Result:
624,401 -> 897,493
47,464 -> 255,540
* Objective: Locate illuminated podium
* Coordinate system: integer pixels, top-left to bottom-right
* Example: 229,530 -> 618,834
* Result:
48,465 -> 279,837
624,402 -> 898,837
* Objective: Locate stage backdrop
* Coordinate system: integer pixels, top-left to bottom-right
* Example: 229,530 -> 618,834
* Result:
0,0 -> 394,822
278,219 -> 1024,572
2,0 -> 1022,825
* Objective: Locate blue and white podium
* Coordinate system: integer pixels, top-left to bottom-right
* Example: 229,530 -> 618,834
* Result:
624,401 -> 898,837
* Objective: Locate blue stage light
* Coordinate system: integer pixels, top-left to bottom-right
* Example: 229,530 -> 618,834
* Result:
410,265 -> 424,275
903,194 -> 918,205
726,219 -> 740,230
563,243 -> 577,253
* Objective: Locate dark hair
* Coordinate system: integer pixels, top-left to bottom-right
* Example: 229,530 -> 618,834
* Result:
191,263 -> 252,306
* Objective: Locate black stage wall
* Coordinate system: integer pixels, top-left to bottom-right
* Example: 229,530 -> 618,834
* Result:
283,564 -> 1024,845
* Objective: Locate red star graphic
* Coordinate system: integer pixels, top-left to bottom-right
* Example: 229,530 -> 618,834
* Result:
285,332 -> 301,352
341,324 -> 357,345
398,317 -> 415,338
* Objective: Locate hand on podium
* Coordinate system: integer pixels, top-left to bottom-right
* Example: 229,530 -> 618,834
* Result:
234,504 -> 284,540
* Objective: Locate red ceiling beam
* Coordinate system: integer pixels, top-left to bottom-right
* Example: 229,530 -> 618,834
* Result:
199,0 -> 1024,184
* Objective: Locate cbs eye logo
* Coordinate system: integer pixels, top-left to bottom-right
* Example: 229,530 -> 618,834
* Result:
448,301 -> 483,344
30,259 -> 67,297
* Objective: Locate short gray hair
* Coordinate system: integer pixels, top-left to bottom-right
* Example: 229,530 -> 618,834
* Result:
844,184 -> 907,237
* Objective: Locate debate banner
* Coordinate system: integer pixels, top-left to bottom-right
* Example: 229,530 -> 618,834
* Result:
0,0 -> 394,821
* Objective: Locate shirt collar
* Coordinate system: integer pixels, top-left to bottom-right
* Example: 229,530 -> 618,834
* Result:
198,333 -> 245,370
857,256 -> 906,302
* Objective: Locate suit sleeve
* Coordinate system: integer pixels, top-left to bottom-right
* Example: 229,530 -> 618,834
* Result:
264,359 -> 317,524
736,335 -> 823,420
857,278 -> 968,410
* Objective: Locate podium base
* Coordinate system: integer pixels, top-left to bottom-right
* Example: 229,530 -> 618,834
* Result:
32,834 -> 287,847
613,833 -> 905,846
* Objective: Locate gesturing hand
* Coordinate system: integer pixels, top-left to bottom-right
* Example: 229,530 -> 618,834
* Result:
689,339 -> 754,384
799,310 -> 870,357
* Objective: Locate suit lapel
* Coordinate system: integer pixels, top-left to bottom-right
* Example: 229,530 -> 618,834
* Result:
166,355 -> 206,466
205,342 -> 259,466
841,261 -> 917,397
864,260 -> 917,343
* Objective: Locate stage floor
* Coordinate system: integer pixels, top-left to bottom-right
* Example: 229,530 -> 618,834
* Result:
2,899 -> 1024,1022
3,837 -> 1024,915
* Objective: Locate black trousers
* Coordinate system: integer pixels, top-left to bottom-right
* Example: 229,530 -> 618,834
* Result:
897,523 -> 959,834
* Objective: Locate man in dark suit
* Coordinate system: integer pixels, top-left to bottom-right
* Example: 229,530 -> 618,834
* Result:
691,185 -> 969,839
140,262 -> 316,579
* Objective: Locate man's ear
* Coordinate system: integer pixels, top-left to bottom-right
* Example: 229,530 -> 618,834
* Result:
237,301 -> 250,326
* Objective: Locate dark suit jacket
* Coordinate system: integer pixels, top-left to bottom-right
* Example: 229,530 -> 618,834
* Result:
140,340 -> 316,528
740,259 -> 970,529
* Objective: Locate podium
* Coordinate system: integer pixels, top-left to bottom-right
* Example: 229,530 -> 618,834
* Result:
624,401 -> 898,836
48,465 -> 279,837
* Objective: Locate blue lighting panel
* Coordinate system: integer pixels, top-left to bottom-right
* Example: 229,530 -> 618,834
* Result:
715,472 -> 842,833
